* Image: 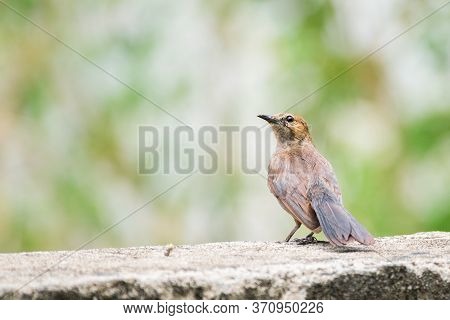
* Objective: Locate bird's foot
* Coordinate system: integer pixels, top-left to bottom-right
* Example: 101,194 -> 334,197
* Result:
292,235 -> 318,245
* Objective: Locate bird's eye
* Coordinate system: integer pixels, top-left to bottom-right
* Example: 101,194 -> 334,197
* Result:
286,115 -> 294,122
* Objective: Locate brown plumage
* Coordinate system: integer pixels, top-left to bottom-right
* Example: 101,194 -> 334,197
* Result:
258,113 -> 374,246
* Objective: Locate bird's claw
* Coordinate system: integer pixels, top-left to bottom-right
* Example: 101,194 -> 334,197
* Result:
292,236 -> 318,245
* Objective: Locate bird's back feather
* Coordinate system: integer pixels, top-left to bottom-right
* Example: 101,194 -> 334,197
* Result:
308,181 -> 374,246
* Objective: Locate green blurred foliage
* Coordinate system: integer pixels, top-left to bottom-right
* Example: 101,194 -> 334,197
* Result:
0,0 -> 448,252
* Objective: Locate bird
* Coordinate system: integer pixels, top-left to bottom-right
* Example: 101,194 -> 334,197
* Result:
258,113 -> 374,246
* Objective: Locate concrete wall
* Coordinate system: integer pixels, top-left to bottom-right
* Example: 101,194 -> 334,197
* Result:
0,232 -> 449,299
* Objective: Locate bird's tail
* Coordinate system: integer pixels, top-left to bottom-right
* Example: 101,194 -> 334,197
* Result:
311,200 -> 374,246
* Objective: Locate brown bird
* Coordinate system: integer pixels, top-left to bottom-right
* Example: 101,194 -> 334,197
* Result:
258,113 -> 374,246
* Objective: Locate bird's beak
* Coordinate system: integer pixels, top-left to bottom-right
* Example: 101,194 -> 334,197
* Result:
257,114 -> 278,124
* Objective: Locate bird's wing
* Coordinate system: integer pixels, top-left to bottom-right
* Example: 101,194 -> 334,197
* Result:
268,156 -> 320,230
307,164 -> 374,246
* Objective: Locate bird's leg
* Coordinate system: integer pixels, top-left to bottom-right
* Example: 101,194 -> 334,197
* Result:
305,231 -> 315,239
293,232 -> 318,245
284,222 -> 301,242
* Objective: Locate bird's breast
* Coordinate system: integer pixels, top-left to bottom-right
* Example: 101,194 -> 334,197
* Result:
267,151 -> 311,196
267,149 -> 321,230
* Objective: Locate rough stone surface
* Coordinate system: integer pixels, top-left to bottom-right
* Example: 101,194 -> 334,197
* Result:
0,232 -> 449,299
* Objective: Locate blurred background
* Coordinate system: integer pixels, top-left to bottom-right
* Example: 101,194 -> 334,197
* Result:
0,0 -> 449,252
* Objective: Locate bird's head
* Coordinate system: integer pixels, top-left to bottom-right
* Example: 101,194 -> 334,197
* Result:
258,113 -> 311,144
